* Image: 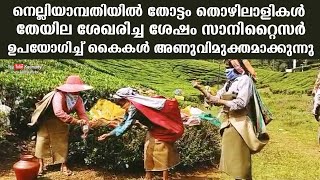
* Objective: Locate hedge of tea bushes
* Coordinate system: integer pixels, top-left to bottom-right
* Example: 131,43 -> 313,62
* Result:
68,121 -> 221,170
255,68 -> 316,95
78,59 -> 226,97
78,59 -> 316,95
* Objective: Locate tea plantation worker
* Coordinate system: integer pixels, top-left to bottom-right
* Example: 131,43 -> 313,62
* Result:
28,75 -> 93,176
193,59 -> 269,180
312,69 -> 320,116
98,87 -> 184,180
311,69 -> 320,146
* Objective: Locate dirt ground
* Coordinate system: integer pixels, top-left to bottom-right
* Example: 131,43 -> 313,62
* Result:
0,138 -> 222,180
0,156 -> 222,180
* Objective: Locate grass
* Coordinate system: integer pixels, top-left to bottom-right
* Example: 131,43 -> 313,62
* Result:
252,93 -> 320,180
215,93 -> 320,180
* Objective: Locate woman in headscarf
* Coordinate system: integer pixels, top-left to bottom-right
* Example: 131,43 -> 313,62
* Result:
97,87 -> 184,180
29,75 -> 93,176
312,67 -> 320,117
193,59 -> 269,180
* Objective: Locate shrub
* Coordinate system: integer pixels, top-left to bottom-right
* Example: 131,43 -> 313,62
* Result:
176,122 -> 221,168
0,102 -> 18,158
68,121 -> 221,170
68,125 -> 146,171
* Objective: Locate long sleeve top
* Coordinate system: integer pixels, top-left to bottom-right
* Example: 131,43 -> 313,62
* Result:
52,91 -> 89,123
217,75 -> 253,111
109,105 -> 137,136
109,104 -> 152,137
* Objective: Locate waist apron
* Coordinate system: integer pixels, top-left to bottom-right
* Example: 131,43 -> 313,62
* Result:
219,109 -> 268,179
144,132 -> 180,171
35,115 -> 69,164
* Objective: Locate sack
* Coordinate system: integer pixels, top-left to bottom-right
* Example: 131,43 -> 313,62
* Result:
251,84 -> 273,135
28,91 -> 56,127
253,85 -> 273,125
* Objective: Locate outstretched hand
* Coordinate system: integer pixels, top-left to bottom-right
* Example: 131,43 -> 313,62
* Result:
98,133 -> 110,141
191,80 -> 201,89
208,96 -> 220,104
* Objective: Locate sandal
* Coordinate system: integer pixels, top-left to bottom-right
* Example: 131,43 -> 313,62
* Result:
60,166 -> 74,176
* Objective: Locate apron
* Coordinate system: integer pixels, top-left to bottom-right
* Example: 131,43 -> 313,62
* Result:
219,95 -> 269,179
144,132 -> 180,171
35,113 -> 69,164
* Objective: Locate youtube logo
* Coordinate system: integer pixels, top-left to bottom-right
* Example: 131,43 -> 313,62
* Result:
14,64 -> 24,71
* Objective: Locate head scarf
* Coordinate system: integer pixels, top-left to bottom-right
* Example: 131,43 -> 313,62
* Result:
112,87 -> 166,110
112,87 -> 139,99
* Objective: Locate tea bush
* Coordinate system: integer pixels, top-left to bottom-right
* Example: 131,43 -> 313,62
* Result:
0,101 -> 17,158
68,121 -> 220,170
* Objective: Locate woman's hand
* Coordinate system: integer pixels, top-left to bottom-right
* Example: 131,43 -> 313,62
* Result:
208,96 -> 220,104
88,120 -> 95,128
98,133 -> 110,141
191,80 -> 201,89
134,121 -> 148,130
207,96 -> 227,106
76,119 -> 87,126
81,133 -> 88,139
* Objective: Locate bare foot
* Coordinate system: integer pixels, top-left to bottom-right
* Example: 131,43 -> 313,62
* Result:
60,165 -> 73,176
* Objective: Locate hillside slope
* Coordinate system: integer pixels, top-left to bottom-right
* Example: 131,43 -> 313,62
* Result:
0,59 -> 317,98
1,59 -> 320,179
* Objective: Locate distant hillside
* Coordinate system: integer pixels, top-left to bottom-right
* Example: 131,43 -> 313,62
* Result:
250,59 -> 320,72
255,68 -> 317,94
